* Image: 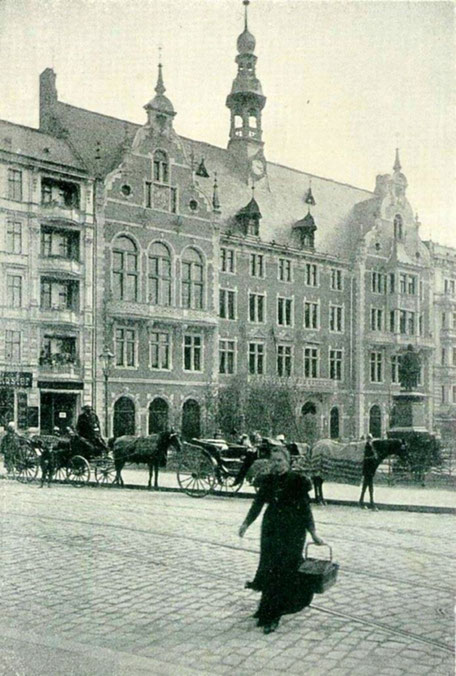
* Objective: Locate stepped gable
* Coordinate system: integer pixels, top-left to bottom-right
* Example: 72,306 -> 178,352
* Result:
48,100 -> 373,256
0,118 -> 86,171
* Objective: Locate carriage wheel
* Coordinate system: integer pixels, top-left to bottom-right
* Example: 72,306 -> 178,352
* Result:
67,456 -> 91,485
16,448 -> 39,483
214,472 -> 242,496
177,447 -> 215,497
53,465 -> 68,483
94,460 -> 116,485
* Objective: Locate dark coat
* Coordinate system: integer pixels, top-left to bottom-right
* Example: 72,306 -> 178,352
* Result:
362,441 -> 378,477
245,471 -> 316,624
76,410 -> 105,448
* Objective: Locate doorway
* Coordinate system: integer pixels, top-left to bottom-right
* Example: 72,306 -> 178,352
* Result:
182,399 -> 201,440
113,396 -> 136,438
40,392 -> 78,434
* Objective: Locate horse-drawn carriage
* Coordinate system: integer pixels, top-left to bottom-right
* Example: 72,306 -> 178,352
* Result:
1,433 -> 41,482
33,432 -> 114,486
176,437 -> 309,497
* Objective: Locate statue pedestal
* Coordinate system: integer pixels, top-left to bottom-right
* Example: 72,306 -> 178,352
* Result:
388,392 -> 428,441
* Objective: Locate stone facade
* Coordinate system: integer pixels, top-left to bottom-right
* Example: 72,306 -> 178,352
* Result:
0,6 -> 453,440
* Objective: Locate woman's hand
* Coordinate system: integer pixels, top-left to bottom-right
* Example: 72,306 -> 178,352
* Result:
239,522 -> 248,538
311,534 -> 325,545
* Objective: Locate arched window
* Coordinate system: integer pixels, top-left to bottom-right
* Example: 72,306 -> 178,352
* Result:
393,214 -> 403,240
330,407 -> 340,439
112,236 -> 138,301
182,399 -> 201,440
153,150 -> 169,183
113,396 -> 135,438
369,405 -> 382,439
182,248 -> 204,310
148,398 -> 169,434
149,242 -> 171,306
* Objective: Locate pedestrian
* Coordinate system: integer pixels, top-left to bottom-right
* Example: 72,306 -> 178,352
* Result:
239,446 -> 324,634
1,422 -> 19,473
359,433 -> 378,509
231,433 -> 257,487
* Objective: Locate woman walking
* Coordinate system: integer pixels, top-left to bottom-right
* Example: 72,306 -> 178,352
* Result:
239,447 -> 324,634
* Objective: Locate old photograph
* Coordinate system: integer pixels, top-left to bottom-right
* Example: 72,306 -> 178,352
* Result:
0,0 -> 454,673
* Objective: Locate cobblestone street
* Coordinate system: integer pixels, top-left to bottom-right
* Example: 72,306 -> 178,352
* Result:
0,479 -> 454,675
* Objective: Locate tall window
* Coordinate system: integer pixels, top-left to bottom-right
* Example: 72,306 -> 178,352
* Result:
249,293 -> 265,322
219,289 -> 235,319
8,169 -> 22,201
150,331 -> 170,370
145,181 -> 152,208
113,236 -> 138,301
399,310 -> 415,336
219,339 -> 235,374
249,342 -> 264,375
370,308 -> 383,331
277,297 -> 293,326
304,347 -> 319,378
6,221 -> 22,254
153,150 -> 169,183
391,355 -> 402,383
148,242 -> 171,306
394,214 -> 403,239
249,253 -> 264,278
329,349 -> 343,380
330,268 -> 342,290
389,273 -> 395,293
277,345 -> 292,377
370,351 -> 383,383
115,328 -> 136,367
304,301 -> 319,329
372,272 -> 386,293
5,330 -> 21,362
305,263 -> 318,287
182,248 -> 204,309
184,334 -> 202,371
7,275 -> 22,307
221,248 -> 235,273
278,258 -> 292,282
329,305 -> 344,332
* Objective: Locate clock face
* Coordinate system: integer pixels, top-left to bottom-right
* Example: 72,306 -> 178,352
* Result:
251,158 -> 265,177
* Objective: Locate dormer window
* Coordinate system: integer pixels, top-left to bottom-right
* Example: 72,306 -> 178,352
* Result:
394,214 -> 403,240
236,194 -> 262,237
247,218 -> 259,236
153,150 -> 169,184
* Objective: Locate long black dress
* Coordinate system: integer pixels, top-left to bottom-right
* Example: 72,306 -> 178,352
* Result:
244,471 -> 316,626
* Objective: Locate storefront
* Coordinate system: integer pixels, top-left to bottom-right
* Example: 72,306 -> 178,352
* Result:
38,381 -> 83,434
0,372 -> 35,430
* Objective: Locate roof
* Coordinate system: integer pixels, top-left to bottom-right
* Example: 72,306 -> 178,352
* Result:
45,100 -> 374,256
0,119 -> 86,172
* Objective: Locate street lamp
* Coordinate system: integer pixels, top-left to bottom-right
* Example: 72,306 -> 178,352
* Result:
99,347 -> 114,437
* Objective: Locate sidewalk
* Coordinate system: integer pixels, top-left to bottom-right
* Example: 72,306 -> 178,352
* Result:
122,469 -> 456,514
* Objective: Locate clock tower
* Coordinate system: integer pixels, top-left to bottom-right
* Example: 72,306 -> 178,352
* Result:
226,0 -> 267,181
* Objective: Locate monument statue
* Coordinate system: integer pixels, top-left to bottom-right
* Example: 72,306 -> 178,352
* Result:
398,344 -> 421,391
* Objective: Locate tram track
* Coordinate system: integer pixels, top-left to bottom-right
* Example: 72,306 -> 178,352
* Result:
3,519 -> 454,657
3,505 -> 455,596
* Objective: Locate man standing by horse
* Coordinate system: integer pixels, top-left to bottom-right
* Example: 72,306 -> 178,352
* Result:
76,405 -> 107,452
359,433 -> 378,509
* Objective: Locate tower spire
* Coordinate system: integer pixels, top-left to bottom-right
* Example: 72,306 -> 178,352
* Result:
144,58 -> 176,129
226,0 -> 266,160
393,147 -> 401,172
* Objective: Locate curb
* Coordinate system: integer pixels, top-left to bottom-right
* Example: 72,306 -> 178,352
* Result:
2,474 -> 454,515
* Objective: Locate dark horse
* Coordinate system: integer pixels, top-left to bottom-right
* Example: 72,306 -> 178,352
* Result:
109,431 -> 182,489
310,438 -> 408,508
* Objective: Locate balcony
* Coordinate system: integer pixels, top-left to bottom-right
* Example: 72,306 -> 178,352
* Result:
107,299 -> 217,327
38,355 -> 82,378
39,306 -> 80,325
40,201 -> 84,224
38,256 -> 82,276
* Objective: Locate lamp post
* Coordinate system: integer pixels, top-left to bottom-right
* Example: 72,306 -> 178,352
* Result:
99,347 -> 114,437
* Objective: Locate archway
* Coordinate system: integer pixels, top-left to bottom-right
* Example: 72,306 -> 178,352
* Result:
182,399 -> 201,440
369,405 -> 382,439
330,407 -> 340,439
300,401 -> 318,443
148,398 -> 169,434
113,396 -> 135,438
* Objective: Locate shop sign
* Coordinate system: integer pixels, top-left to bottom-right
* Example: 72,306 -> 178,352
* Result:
0,372 -> 33,388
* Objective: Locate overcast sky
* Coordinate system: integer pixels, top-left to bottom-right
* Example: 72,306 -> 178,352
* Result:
0,0 -> 454,247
